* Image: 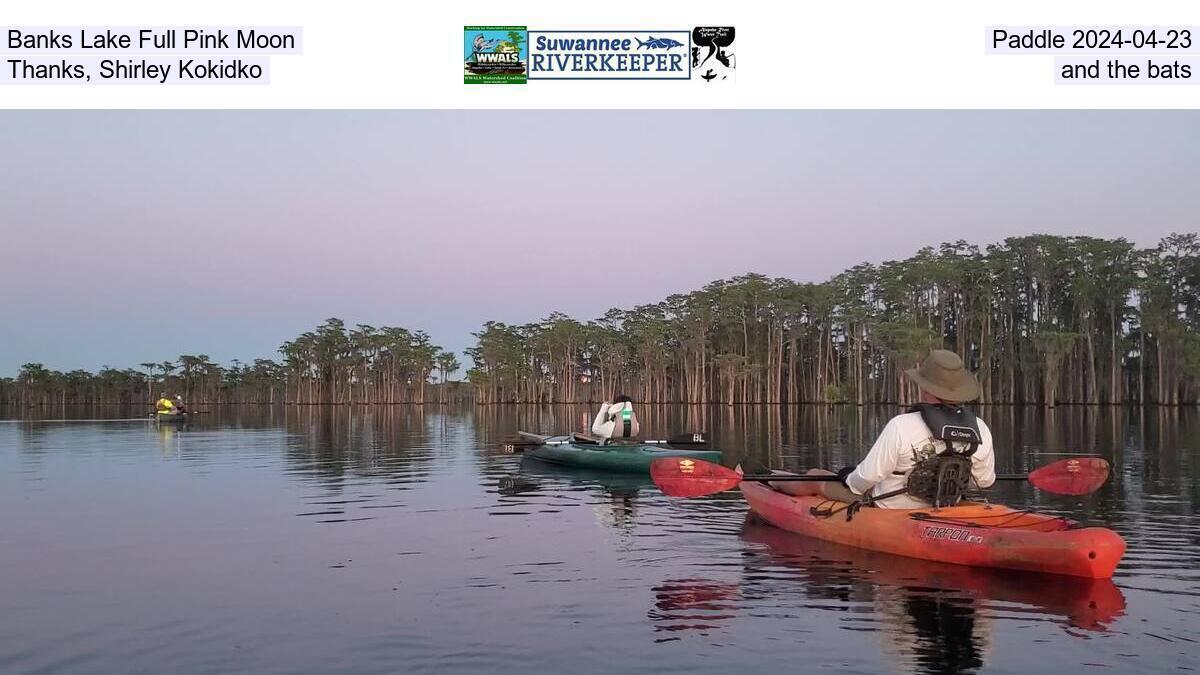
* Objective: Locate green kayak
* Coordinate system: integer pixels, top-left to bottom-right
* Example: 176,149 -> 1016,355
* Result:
519,431 -> 722,474
155,412 -> 188,424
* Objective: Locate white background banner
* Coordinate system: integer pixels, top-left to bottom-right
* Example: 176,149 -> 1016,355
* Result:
1,0 -> 1198,108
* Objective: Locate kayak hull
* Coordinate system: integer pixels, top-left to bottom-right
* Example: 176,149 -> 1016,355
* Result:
525,434 -> 722,474
740,518 -> 1126,633
740,480 -> 1125,579
155,412 -> 188,424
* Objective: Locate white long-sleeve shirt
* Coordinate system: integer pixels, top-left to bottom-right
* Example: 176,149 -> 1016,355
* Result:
845,411 -> 995,509
591,401 -> 638,441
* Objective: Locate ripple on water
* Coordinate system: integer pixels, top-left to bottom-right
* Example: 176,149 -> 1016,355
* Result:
1,406 -> 1199,675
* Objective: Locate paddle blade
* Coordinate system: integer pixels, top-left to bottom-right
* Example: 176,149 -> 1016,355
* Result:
667,432 -> 709,445
1028,457 -> 1111,495
650,458 -> 740,498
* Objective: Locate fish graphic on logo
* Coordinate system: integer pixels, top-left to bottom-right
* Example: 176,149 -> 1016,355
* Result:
636,36 -> 685,49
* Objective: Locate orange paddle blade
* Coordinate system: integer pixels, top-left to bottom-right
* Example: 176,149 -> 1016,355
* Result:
650,458 -> 741,497
1028,457 -> 1111,495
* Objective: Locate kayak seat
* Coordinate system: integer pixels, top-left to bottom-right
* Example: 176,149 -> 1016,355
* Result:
571,432 -> 642,447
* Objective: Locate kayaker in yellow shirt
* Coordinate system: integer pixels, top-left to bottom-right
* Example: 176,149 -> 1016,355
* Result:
591,395 -> 640,444
780,350 -> 996,508
155,393 -> 176,415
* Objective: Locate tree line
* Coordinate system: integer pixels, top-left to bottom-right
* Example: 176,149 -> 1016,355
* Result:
466,234 -> 1200,406
5,234 -> 1199,409
0,318 -> 464,407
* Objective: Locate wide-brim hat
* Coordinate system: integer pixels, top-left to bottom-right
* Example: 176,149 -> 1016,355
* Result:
903,349 -> 980,402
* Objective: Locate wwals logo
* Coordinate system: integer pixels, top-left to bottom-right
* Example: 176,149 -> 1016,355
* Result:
464,26 -> 527,84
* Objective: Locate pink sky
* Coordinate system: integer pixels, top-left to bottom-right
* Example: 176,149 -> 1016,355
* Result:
2,110 -> 1197,372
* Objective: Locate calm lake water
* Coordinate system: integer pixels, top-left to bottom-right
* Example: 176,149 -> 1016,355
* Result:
1,405 -> 1197,674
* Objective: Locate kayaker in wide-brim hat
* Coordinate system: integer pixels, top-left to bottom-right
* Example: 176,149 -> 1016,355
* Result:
902,348 -> 981,404
776,349 -> 996,509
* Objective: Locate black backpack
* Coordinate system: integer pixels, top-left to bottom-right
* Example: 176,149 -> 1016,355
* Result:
904,404 -> 981,507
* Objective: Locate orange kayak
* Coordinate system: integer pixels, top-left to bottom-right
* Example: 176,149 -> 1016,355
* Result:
740,518 -> 1126,632
740,480 -> 1125,579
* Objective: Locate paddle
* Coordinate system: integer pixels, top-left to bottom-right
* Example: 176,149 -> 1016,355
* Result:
649,457 -> 1111,498
502,432 -> 709,454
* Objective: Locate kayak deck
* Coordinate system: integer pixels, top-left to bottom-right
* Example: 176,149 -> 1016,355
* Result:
740,518 -> 1127,633
741,479 -> 1125,579
520,432 -> 722,474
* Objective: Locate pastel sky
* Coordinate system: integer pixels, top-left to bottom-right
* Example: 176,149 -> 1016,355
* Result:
1,110 -> 1197,374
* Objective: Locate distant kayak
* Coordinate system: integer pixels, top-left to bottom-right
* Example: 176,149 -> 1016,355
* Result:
741,479 -> 1125,579
154,412 -> 188,424
520,432 -> 722,474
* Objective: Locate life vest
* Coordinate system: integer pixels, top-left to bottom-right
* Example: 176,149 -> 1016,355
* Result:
606,402 -> 639,440
156,398 -> 175,413
903,403 -> 981,507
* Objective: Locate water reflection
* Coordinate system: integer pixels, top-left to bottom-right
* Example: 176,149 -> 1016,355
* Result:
155,422 -> 183,457
739,517 -> 1126,673
1,403 -> 1198,675
648,579 -> 740,636
281,406 -> 435,481
512,459 -> 656,530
